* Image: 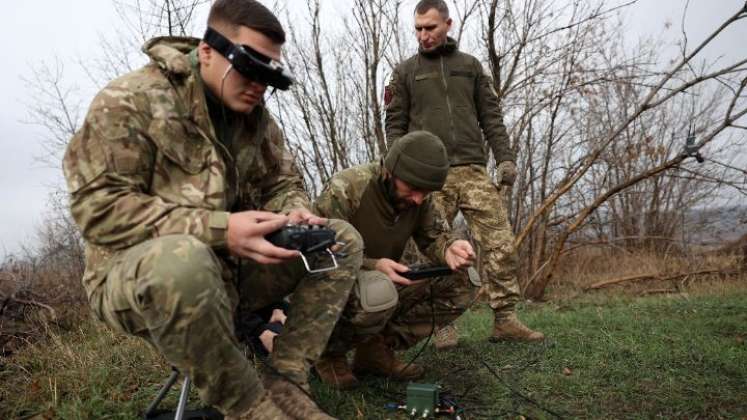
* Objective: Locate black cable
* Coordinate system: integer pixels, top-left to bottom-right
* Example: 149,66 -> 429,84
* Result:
390,267 -> 565,419
396,279 -> 437,378
379,269 -> 488,419
390,280 -> 477,420
473,351 -> 565,420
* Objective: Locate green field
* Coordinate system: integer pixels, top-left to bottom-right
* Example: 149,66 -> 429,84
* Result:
2,291 -> 746,419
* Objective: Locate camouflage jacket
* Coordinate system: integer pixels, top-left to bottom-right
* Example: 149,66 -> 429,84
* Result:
385,37 -> 515,166
313,162 -> 455,269
63,36 -> 310,296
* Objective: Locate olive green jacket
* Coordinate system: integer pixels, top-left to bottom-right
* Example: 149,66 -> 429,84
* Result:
385,38 -> 514,166
63,36 -> 310,296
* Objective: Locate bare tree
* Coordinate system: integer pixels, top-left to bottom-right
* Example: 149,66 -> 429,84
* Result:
512,3 -> 747,299
22,59 -> 83,169
274,0 -> 403,195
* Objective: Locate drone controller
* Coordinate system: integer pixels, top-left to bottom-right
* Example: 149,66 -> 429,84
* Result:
400,265 -> 453,281
265,224 -> 340,273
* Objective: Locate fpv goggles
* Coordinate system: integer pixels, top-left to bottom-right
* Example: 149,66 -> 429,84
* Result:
203,27 -> 293,90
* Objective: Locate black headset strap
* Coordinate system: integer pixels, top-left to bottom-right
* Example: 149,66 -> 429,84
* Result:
202,26 -> 292,90
203,27 -> 235,58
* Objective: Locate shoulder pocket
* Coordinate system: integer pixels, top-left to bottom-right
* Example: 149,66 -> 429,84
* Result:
147,118 -> 210,174
63,127 -> 109,193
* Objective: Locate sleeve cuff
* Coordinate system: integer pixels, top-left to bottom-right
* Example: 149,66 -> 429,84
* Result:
362,257 -> 379,270
439,235 -> 460,265
207,211 -> 231,248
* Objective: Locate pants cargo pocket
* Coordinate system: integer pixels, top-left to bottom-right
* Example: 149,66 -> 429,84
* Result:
100,278 -> 149,337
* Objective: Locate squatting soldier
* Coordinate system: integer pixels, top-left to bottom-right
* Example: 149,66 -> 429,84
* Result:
62,1 -> 362,419
312,131 -> 479,389
385,0 -> 544,345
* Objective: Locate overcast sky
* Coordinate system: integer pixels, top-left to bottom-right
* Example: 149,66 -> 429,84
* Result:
0,0 -> 745,255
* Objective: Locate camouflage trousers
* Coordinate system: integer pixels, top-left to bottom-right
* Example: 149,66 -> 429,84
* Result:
432,164 -> 521,319
324,268 -> 477,354
88,219 -> 361,416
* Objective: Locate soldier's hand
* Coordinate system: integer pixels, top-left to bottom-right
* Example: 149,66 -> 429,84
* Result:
496,161 -> 517,186
259,329 -> 278,353
375,258 -> 420,286
286,208 -> 327,225
227,211 -> 300,264
445,240 -> 475,271
269,308 -> 287,325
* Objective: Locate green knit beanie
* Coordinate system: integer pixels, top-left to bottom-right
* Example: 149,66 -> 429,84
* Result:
384,131 -> 449,191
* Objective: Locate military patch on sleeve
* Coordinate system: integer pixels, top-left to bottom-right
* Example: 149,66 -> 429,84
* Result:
384,84 -> 393,106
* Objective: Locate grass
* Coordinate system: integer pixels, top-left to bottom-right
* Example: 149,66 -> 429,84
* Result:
315,291 -> 747,419
0,322 -> 176,419
1,286 -> 746,419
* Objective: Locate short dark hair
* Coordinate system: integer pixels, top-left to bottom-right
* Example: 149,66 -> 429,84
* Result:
414,0 -> 450,19
208,0 -> 286,44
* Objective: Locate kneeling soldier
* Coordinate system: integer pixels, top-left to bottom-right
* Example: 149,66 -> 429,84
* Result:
62,1 -> 361,417
312,131 -> 478,389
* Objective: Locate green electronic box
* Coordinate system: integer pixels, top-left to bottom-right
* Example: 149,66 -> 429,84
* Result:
406,383 -> 441,418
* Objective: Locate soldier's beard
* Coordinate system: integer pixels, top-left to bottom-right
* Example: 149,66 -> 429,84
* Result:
386,178 -> 417,211
394,197 -> 415,211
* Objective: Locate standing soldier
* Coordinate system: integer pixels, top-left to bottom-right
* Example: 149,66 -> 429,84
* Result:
62,1 -> 362,419
385,0 -> 544,346
313,131 -> 478,389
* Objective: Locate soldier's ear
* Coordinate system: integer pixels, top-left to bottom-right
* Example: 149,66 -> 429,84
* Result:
445,17 -> 453,29
197,41 -> 213,66
381,166 -> 392,180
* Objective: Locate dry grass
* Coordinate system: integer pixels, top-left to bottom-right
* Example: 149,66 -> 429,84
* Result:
544,245 -> 746,300
1,320 -> 174,419
1,256 -> 87,358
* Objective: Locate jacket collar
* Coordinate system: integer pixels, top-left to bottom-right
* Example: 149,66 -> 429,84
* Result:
141,36 -> 208,124
143,36 -> 200,78
418,36 -> 458,58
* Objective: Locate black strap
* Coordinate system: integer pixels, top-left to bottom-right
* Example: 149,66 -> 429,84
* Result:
264,321 -> 284,335
203,27 -> 234,58
203,27 -> 272,64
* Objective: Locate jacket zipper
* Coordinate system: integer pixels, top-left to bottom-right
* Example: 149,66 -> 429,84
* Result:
193,122 -> 241,208
440,55 -> 457,145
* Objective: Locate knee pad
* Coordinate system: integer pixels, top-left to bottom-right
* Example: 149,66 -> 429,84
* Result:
355,271 -> 398,312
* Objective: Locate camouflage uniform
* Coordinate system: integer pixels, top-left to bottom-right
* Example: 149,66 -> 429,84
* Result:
385,37 -> 520,318
313,163 -> 477,353
435,166 -> 519,314
63,37 -> 361,416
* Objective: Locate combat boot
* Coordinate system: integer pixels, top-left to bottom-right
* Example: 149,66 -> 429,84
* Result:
489,314 -> 544,342
224,391 -> 292,420
433,324 -> 459,350
352,335 -> 424,381
263,372 -> 337,420
314,353 -> 359,389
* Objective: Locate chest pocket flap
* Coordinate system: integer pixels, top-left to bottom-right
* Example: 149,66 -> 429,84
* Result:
147,118 -> 211,174
450,69 -> 475,78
